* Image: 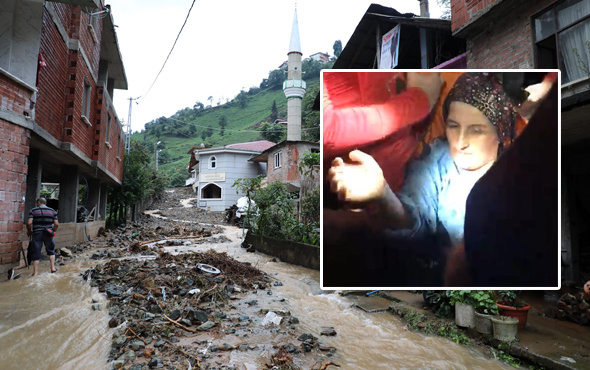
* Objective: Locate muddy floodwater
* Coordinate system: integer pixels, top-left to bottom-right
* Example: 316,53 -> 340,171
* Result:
0,260 -> 110,369
0,190 -> 512,369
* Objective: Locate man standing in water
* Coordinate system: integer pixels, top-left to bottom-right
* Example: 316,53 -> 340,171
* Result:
26,197 -> 59,276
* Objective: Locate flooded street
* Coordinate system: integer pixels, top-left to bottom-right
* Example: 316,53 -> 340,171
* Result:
0,260 -> 111,369
0,189 -> 511,369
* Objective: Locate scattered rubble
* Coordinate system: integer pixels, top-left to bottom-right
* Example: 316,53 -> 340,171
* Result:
67,187 -> 337,369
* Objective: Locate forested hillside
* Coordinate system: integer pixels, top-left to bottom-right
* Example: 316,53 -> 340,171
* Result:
130,58 -> 329,186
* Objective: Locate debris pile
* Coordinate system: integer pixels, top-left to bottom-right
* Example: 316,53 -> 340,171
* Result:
84,249 -> 315,368
546,291 -> 590,326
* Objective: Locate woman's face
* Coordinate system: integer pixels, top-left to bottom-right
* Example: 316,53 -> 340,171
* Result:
446,101 -> 499,171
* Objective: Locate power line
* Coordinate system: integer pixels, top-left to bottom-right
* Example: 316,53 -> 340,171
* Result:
140,0 -> 197,102
165,116 -> 319,133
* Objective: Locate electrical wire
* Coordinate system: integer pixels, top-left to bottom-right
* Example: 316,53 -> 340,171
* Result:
165,116 -> 320,134
141,0 -> 197,102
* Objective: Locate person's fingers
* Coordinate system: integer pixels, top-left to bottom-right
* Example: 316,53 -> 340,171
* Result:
331,157 -> 344,167
347,149 -> 372,165
337,185 -> 348,201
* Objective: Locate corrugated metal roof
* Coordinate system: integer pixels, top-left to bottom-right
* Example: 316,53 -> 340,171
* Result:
200,140 -> 276,153
225,140 -> 276,152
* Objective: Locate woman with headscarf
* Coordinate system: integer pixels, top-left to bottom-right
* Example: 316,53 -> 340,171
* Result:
327,72 -> 519,282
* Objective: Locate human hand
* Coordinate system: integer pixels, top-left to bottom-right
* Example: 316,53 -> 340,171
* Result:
516,79 -> 554,120
407,72 -> 444,110
327,150 -> 387,204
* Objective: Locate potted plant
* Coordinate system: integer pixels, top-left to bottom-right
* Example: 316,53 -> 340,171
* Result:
496,291 -> 531,331
491,315 -> 519,341
471,290 -> 498,334
448,290 -> 475,328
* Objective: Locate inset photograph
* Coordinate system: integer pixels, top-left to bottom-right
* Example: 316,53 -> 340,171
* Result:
321,70 -> 559,289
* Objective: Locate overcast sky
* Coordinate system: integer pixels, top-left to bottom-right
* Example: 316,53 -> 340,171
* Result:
106,0 -> 444,133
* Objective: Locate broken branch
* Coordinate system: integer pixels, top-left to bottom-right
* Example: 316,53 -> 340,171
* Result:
163,314 -> 196,333
165,340 -> 201,367
320,361 -> 341,370
125,327 -> 147,345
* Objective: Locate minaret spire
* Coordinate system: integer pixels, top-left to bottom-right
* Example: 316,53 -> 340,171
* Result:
283,6 -> 306,141
289,7 -> 302,55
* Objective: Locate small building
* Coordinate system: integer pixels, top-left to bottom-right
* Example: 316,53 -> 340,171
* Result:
250,140 -> 319,195
333,3 -> 466,70
188,140 -> 275,212
308,52 -> 330,63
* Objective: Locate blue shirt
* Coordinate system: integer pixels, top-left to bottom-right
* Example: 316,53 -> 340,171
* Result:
388,139 -> 486,257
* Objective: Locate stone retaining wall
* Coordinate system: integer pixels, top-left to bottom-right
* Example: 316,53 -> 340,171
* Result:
243,230 -> 319,270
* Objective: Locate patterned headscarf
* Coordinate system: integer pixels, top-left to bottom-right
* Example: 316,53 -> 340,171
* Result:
442,72 -> 518,149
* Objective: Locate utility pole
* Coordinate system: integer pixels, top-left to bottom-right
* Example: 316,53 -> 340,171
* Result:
126,96 -> 141,153
154,141 -> 161,170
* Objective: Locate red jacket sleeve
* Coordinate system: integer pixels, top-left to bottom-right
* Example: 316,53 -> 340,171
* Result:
323,87 -> 431,157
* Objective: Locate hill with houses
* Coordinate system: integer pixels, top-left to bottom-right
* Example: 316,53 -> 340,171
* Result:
130,57 -> 329,187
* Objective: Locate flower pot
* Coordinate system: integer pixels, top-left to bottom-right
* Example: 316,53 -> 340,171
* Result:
496,302 -> 531,331
491,316 -> 519,341
455,303 -> 475,328
475,312 -> 493,334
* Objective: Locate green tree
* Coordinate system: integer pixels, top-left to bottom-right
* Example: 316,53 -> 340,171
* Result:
333,40 -> 342,58
302,58 -> 322,81
233,175 -> 264,230
193,101 -> 205,117
259,121 -> 285,143
201,125 -> 213,140
108,140 -> 164,225
168,169 -> 188,188
302,84 -> 320,142
267,69 -> 285,89
270,99 -> 278,121
235,90 -> 249,108
218,115 -> 228,136
436,0 -> 451,19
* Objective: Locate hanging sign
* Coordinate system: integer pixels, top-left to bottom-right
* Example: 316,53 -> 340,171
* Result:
380,24 -> 401,69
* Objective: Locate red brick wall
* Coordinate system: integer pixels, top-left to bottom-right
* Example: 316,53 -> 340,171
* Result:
0,119 -> 30,265
451,0 -> 501,32
79,13 -> 101,75
0,74 -> 33,118
451,0 -> 556,69
37,8 -> 69,140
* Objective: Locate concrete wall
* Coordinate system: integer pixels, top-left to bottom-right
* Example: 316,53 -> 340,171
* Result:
21,220 -> 105,247
128,195 -> 157,222
244,230 -> 319,270
0,0 -> 44,87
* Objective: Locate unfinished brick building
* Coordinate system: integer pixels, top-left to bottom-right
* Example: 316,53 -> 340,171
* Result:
0,0 -> 127,278
450,0 -> 590,283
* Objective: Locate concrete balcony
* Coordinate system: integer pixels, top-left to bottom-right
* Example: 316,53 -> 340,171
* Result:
283,79 -> 306,99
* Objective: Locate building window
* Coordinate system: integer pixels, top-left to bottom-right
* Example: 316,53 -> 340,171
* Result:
209,156 -> 217,169
117,134 -> 121,158
274,151 -> 282,169
533,0 -> 590,83
201,183 -> 222,199
82,79 -> 91,119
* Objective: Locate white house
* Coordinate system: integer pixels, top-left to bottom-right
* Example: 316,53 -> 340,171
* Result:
188,140 -> 275,212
